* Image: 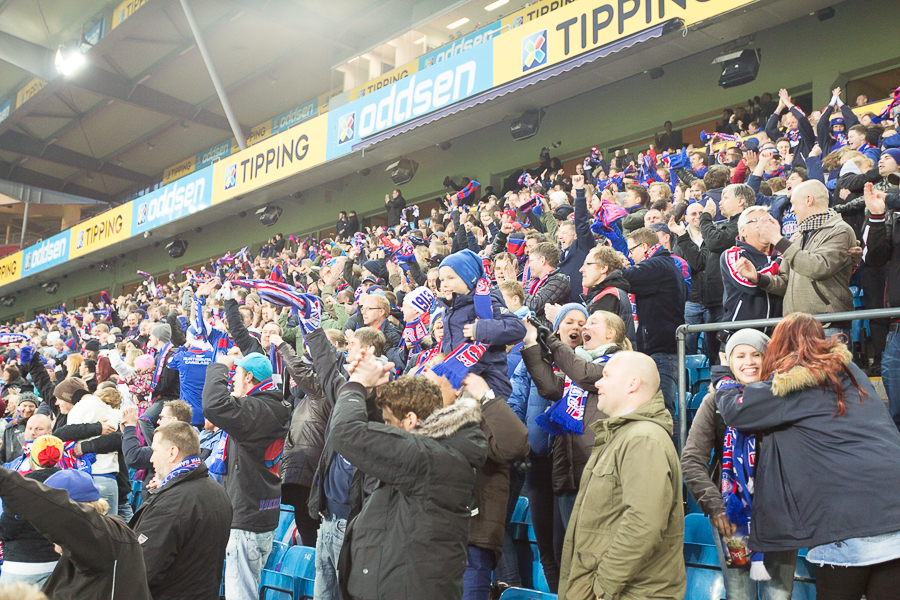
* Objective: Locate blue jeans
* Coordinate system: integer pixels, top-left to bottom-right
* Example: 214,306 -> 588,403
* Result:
0,563 -> 56,586
117,501 -> 134,524
224,528 -> 275,600
712,524 -> 796,600
314,516 -> 346,600
651,353 -> 678,418
883,331 -> 900,432
557,491 -> 577,532
93,475 -> 119,516
684,301 -> 709,355
462,545 -> 495,600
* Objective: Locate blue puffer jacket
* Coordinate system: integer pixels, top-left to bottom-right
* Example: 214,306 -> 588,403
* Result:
441,288 -> 526,398
508,359 -> 551,457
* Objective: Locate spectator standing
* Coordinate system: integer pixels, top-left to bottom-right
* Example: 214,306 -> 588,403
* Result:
655,121 -> 683,152
131,421 -> 232,600
558,352 -> 684,600
579,246 -> 635,343
385,189 -> 407,228
335,211 -> 350,242
0,392 -> 39,464
524,242 -> 571,324
557,175 -> 596,301
202,352 -> 291,600
765,88 -> 816,168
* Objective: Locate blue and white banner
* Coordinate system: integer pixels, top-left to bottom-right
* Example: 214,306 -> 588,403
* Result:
132,167 -> 212,235
326,42 -> 494,160
22,230 -> 69,277
418,21 -> 501,70
271,99 -> 318,135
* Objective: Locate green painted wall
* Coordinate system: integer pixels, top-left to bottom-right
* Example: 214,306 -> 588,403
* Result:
6,0 -> 900,321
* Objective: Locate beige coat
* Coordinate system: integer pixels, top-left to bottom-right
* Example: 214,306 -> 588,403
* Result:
559,392 -> 685,600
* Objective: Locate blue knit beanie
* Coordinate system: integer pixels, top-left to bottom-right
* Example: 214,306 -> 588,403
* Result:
553,303 -> 589,332
439,250 -> 484,291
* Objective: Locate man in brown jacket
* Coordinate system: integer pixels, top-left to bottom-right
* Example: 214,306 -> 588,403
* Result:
734,179 -> 859,333
558,351 -> 684,600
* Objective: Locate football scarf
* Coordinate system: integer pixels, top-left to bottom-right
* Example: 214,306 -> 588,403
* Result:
870,86 -> 900,124
160,455 -> 202,489
151,342 -> 173,390
536,353 -> 612,435
432,278 -> 493,388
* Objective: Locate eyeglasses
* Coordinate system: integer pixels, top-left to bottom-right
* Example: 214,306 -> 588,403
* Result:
360,306 -> 382,312
745,218 -> 766,225
627,245 -> 643,254
583,262 -> 599,267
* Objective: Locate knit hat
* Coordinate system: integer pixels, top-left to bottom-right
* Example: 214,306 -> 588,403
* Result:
404,287 -> 435,315
246,293 -> 262,306
84,339 -> 101,352
553,303 -> 589,332
31,435 -> 64,468
70,389 -> 89,405
362,260 -> 388,282
553,204 -> 574,221
134,354 -> 155,370
882,148 -> 900,166
549,191 -> 569,206
151,323 -> 172,344
54,378 -> 87,403
439,250 -> 484,291
16,391 -> 39,407
44,469 -> 101,502
725,329 -> 770,360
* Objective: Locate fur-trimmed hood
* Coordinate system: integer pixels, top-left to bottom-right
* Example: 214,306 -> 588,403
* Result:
412,394 -> 482,440
770,345 -> 853,396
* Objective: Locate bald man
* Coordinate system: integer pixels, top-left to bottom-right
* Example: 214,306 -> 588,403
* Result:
558,352 -> 685,600
735,179 -> 858,327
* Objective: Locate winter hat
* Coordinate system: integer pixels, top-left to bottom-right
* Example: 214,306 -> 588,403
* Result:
725,329 -> 770,361
882,148 -> 900,166
84,339 -> 101,352
53,378 -> 87,403
362,260 -> 388,281
134,354 -> 155,370
549,190 -> 569,206
47,331 -> 61,345
16,391 -> 39,408
151,323 -> 172,344
45,469 -> 101,502
70,389 -> 89,405
405,287 -> 435,315
31,435 -> 64,468
553,303 -> 589,333
439,249 -> 484,291
553,204 -> 574,221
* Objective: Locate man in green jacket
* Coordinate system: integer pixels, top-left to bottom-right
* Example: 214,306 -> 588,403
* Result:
559,351 -> 685,600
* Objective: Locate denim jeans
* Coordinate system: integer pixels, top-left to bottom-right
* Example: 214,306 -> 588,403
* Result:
117,501 -> 134,524
0,563 -> 56,586
493,467 -> 525,587
557,491 -> 577,531
225,528 -> 275,600
684,301 -> 709,355
462,545 -> 495,600
93,475 -> 119,516
712,526 -> 796,600
314,516 -> 346,600
882,331 -> 900,432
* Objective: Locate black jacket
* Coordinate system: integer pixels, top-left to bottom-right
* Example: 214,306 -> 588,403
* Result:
525,268 -> 572,324
620,246 -> 687,355
765,105 -> 816,168
202,363 -> 291,533
0,465 -> 151,599
680,212 -> 740,309
385,194 -> 407,228
130,462 -> 232,600
332,382 -> 487,600
0,418 -> 25,464
720,240 -> 784,324
716,354 -> 900,552
816,103 -> 859,156
0,467 -> 61,563
583,271 -> 635,343
864,211 -> 900,308
558,189 -> 597,302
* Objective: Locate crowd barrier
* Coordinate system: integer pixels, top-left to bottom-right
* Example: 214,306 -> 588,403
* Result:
675,307 -> 900,453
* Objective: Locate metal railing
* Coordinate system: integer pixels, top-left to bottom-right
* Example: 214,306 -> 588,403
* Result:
675,307 -> 900,452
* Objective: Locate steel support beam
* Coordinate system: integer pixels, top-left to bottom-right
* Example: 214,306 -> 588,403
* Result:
0,160 -> 114,204
0,30 -> 55,81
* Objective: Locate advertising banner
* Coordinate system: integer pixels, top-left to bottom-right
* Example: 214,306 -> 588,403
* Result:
69,203 -> 132,259
271,99 -> 319,135
348,61 -> 420,101
326,42 -> 494,160
16,78 -> 46,109
0,252 -> 21,287
493,0 -> 756,86
418,21 -> 501,69
22,231 -> 69,277
132,167 -> 212,235
212,115 -> 327,205
501,0 -> 580,29
163,156 -> 196,185
112,0 -> 149,29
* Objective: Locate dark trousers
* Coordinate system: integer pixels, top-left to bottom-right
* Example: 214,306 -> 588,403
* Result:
861,264 -> 889,361
493,468 -> 525,586
280,483 -> 319,548
524,456 -> 560,593
815,557 -> 900,600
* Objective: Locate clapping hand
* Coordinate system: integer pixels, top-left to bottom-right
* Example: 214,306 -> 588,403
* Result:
346,347 -> 394,389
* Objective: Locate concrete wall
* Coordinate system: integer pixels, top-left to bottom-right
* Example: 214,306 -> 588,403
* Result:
6,0 -> 900,320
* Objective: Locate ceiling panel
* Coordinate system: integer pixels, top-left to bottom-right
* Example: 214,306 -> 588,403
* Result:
0,0 -> 108,48
16,156 -> 79,180
54,102 -> 171,159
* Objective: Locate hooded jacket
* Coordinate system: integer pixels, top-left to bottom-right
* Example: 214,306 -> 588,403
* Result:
441,287 -> 526,398
620,247 -> 687,355
757,211 -> 856,315
130,462 -> 233,600
202,363 -> 291,533
332,382 -> 488,600
863,211 -> 900,308
0,465 -> 151,600
521,337 -> 615,493
715,346 -> 900,553
583,271 -> 635,344
720,240 -> 784,324
558,393 -> 685,600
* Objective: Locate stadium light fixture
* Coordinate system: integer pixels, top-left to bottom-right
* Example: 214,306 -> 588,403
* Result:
447,17 -> 470,29
485,0 -> 509,11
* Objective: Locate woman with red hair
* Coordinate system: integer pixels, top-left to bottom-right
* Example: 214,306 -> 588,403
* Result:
716,313 -> 900,600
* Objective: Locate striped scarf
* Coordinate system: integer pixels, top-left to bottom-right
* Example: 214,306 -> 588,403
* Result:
536,353 -> 611,435
798,209 -> 837,234
151,342 -> 173,390
160,456 -> 202,489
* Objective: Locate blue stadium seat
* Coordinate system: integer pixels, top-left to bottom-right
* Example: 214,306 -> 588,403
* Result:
510,495 -> 530,541
259,545 -> 315,600
683,514 -> 720,568
684,354 -> 711,396
684,566 -> 726,600
684,514 -> 717,545
792,549 -> 816,600
130,480 -> 143,511
275,505 -> 297,546
499,588 -> 557,600
266,541 -> 290,572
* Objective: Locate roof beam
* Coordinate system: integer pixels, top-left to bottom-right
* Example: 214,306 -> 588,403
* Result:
0,160 -> 115,204
0,30 -> 56,81
0,130 -> 153,184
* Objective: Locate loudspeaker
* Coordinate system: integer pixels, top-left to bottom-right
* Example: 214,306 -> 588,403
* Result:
510,109 -> 541,141
41,282 -> 59,295
166,240 -> 188,258
256,205 -> 283,227
718,49 -> 760,89
386,158 -> 418,185
1,296 -> 15,307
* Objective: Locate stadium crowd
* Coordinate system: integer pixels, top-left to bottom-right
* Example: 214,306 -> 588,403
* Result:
0,85 -> 898,600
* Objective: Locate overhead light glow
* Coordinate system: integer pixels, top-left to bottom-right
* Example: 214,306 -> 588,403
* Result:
54,47 -> 87,77
485,0 -> 509,11
414,36 -> 427,44
347,55 -> 360,63
446,17 -> 470,29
